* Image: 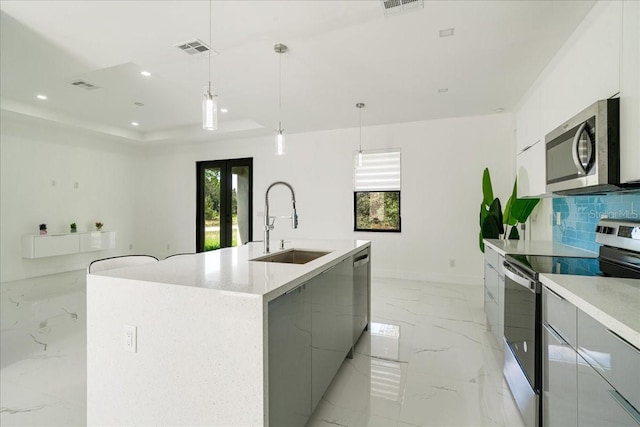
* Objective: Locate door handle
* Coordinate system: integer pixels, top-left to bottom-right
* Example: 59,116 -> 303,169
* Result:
503,262 -> 537,293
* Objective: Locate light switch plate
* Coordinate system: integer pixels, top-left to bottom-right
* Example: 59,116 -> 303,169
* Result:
123,324 -> 137,353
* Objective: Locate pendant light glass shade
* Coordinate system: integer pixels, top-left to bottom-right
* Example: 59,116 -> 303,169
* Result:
357,150 -> 363,167
203,88 -> 218,130
276,126 -> 285,156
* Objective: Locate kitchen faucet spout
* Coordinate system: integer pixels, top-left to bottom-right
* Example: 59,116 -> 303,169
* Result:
264,181 -> 298,253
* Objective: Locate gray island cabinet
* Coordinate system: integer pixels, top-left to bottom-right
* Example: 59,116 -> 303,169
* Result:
269,248 -> 370,426
87,240 -> 370,427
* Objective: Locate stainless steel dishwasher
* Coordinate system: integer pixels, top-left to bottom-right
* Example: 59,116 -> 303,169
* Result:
352,248 -> 370,344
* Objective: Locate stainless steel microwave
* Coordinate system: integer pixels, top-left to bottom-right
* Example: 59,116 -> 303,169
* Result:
545,98 -> 619,194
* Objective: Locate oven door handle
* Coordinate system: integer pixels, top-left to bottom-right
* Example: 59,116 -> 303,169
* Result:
503,262 -> 538,293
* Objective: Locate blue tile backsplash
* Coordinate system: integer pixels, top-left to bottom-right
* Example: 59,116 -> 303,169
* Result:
552,193 -> 640,253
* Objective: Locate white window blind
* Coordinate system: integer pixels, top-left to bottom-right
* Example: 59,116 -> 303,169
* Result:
354,149 -> 401,191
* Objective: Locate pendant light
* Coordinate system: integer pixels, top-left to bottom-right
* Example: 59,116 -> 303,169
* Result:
274,43 -> 288,155
356,103 -> 365,167
202,0 -> 218,131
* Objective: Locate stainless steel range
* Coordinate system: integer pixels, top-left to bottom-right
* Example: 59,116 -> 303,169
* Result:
501,218 -> 640,427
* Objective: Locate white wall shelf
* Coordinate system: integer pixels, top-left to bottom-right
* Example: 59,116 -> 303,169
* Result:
22,231 -> 116,259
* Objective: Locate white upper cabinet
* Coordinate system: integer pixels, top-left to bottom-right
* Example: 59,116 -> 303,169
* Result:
620,0 -> 640,184
541,1 -> 622,135
516,88 -> 542,154
516,140 -> 546,198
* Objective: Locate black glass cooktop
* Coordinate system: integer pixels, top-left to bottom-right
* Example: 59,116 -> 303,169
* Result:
508,253 -> 640,279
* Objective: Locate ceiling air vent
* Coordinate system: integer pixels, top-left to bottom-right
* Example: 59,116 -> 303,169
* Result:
70,80 -> 101,90
380,0 -> 424,16
175,39 -> 218,56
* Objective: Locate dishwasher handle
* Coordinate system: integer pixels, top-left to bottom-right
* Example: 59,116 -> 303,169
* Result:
503,262 -> 538,293
353,254 -> 369,268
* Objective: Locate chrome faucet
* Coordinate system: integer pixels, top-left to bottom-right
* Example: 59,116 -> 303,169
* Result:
264,181 -> 298,253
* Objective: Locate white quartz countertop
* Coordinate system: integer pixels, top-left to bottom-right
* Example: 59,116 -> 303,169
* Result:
484,239 -> 596,257
540,274 -> 640,348
93,240 -> 370,301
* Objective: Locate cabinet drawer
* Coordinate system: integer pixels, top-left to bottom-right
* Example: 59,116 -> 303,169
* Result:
485,246 -> 501,271
578,309 -> 640,412
578,352 -> 640,426
543,287 -> 577,348
33,234 -> 79,258
543,322 -> 578,427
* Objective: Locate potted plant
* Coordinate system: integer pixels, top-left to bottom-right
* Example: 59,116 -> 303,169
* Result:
479,168 -> 540,252
95,221 -> 104,231
39,223 -> 47,235
70,222 -> 77,233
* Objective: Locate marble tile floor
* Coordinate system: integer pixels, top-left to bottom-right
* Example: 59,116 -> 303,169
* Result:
1,272 -> 525,427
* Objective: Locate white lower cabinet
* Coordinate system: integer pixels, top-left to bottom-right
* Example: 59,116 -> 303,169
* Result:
577,353 -> 640,426
483,245 -> 504,353
543,285 -> 640,427
543,287 -> 578,427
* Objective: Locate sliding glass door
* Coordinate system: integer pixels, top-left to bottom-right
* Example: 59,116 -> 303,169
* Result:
196,158 -> 252,252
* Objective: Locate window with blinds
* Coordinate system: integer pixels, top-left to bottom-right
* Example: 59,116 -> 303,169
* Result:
353,149 -> 401,232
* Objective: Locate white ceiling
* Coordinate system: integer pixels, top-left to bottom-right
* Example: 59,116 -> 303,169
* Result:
0,0 -> 595,145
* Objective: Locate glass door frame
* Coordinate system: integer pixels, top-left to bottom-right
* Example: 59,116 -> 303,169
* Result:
196,158 -> 253,252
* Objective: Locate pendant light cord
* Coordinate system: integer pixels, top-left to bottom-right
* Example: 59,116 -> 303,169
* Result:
278,50 -> 282,129
359,107 -> 362,152
208,0 -> 212,93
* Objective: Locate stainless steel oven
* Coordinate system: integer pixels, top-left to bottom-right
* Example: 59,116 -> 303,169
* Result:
503,257 -> 541,427
545,98 -> 619,194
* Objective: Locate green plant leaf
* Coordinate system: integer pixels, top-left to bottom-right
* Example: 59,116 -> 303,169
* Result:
508,226 -> 520,240
481,214 -> 501,239
488,198 -> 504,235
511,198 -> 541,223
480,201 -> 489,226
503,180 -> 518,226
482,168 -> 494,206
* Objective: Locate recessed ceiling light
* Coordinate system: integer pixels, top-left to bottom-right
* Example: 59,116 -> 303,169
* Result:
131,122 -> 139,126
438,88 -> 449,93
36,94 -> 47,100
439,28 -> 455,38
140,71 -> 151,77
220,108 -> 228,113
495,107 -> 505,113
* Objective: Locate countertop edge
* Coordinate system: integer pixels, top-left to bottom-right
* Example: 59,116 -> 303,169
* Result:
539,274 -> 640,349
484,239 -> 596,257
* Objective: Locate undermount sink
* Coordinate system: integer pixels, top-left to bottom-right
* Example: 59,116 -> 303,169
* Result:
252,249 -> 331,265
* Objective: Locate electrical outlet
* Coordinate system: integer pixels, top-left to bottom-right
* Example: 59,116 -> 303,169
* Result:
74,181 -> 79,189
166,244 -> 170,250
129,243 -> 133,250
449,259 -> 456,268
123,324 -> 137,353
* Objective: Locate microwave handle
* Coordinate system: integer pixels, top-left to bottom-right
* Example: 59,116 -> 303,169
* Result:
571,122 -> 588,175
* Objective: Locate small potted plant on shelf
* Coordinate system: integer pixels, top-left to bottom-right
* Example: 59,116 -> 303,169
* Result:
95,221 -> 104,231
70,222 -> 77,233
39,223 -> 47,235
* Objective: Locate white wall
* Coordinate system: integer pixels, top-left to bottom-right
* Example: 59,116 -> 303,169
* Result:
0,112 -> 144,282
137,113 -> 514,285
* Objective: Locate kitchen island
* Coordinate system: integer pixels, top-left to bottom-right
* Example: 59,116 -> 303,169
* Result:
87,239 -> 371,426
